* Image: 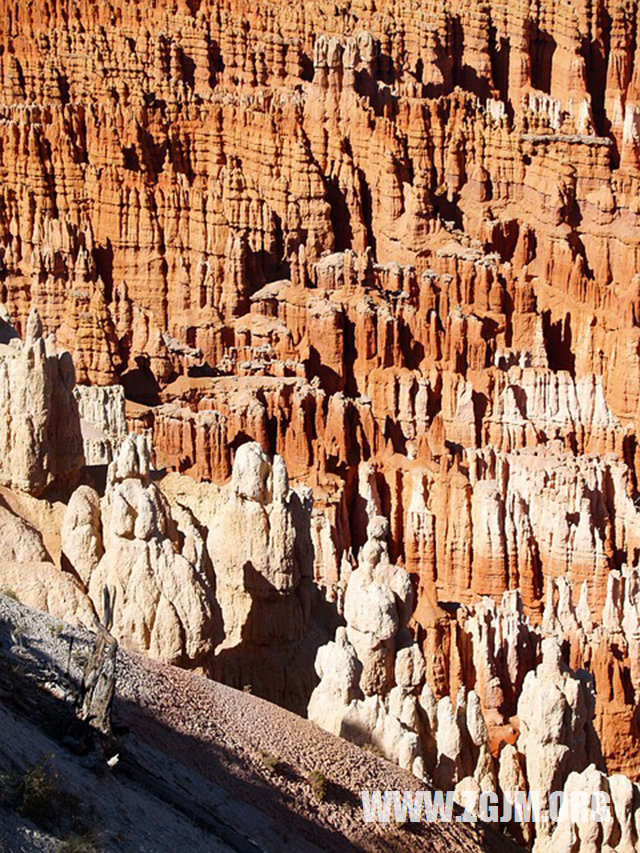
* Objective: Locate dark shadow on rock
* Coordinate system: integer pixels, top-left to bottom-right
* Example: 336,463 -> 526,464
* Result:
120,355 -> 161,405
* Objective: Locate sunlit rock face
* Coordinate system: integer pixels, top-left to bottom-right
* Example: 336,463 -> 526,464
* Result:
3,2 -> 640,848
74,384 -> 127,465
61,434 -> 220,668
0,307 -> 84,496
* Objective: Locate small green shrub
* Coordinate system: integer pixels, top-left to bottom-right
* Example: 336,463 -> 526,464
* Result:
49,621 -> 65,638
71,651 -> 87,669
259,751 -> 280,774
308,769 -> 327,802
19,760 -> 63,828
0,589 -> 18,601
57,830 -> 101,853
0,760 -> 90,840
18,760 -> 80,832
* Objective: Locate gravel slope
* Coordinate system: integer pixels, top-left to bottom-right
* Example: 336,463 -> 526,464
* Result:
0,596 -> 519,852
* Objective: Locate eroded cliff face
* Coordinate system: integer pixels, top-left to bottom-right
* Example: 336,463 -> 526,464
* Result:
1,0 -> 640,387
1,0 -> 632,623
2,1 -> 640,848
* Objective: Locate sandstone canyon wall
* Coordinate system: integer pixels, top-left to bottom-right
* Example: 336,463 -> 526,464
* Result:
1,1 -> 640,850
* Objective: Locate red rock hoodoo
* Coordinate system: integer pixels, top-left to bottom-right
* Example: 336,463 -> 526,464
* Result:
2,1 -> 640,846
